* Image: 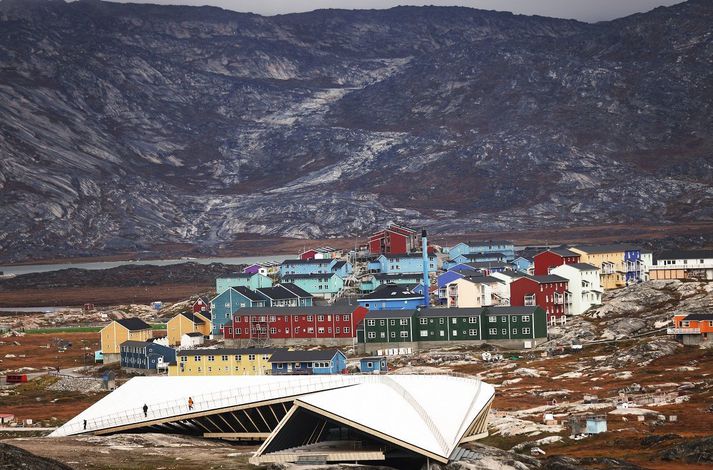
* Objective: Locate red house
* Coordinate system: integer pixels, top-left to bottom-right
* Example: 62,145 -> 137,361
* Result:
192,297 -> 211,315
510,275 -> 569,324
223,306 -> 369,345
368,224 -> 419,255
299,249 -> 319,260
533,248 -> 581,276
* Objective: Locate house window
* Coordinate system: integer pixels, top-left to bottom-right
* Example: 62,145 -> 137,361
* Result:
336,327 -> 341,334
344,327 -> 350,333
523,328 -> 531,334
469,329 -> 478,336
400,331 -> 409,338
307,315 -> 313,321
380,332 -> 386,338
489,328 -> 497,335
180,356 -> 187,362
235,355 -> 242,360
262,355 -> 269,361
439,331 -> 445,337
248,354 -> 256,361
367,320 -> 375,326
512,328 -> 518,335
307,327 -> 314,333
269,316 -> 276,322
380,320 -> 386,326
439,318 -> 445,324
194,356 -> 201,361
400,319 -> 408,325
420,318 -> 428,325
452,330 -> 458,336
488,316 -> 496,323
270,327 -> 277,334
522,316 -> 530,322
390,332 -> 396,338
452,318 -> 457,324
390,320 -> 396,326
469,317 -> 477,323
318,327 -> 325,334
317,315 -> 324,321
277,364 -> 283,369
420,330 -> 428,337
501,316 -> 507,322
368,332 -> 376,339
502,329 -> 507,335
221,355 -> 228,361
512,316 -> 517,323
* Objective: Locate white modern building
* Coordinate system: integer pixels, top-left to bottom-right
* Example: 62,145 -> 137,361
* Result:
550,263 -> 603,316
649,250 -> 713,281
51,375 -> 495,467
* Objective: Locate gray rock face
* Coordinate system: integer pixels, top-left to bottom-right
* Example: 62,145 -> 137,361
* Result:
1,0 -> 713,261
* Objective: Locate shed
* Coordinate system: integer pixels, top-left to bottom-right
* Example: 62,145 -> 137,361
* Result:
360,356 -> 388,373
0,413 -> 15,424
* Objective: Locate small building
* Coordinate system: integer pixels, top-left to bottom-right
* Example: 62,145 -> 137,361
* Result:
368,224 -> 420,255
359,356 -> 387,373
533,248 -> 581,276
448,240 -> 516,262
650,249 -> 713,281
668,313 -> 713,346
210,287 -> 267,337
550,263 -> 602,315
368,254 -> 437,275
445,276 -> 505,308
280,273 -> 345,299
100,318 -> 153,364
181,331 -> 205,348
256,284 -> 314,307
569,414 -> 607,435
357,283 -> 424,311
170,348 -> 276,376
279,258 -> 352,278
360,273 -> 424,293
215,273 -> 273,295
0,414 -> 14,424
192,297 -> 211,315
166,311 -> 211,346
511,256 -> 534,274
119,340 -> 176,373
509,275 -> 569,325
269,349 -> 347,375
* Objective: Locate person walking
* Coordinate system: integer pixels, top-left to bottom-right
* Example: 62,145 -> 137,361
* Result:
142,404 -> 148,417
188,397 -> 194,411
83,419 -> 87,430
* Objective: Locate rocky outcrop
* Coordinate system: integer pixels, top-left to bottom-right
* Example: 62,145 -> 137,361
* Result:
0,442 -> 73,470
1,0 -> 713,261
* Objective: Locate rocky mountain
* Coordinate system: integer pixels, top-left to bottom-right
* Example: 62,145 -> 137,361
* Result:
1,0 -> 712,261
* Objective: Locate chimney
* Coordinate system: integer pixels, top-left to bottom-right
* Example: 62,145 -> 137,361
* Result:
422,229 -> 429,307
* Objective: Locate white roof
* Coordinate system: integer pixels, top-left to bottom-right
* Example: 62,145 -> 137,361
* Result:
51,375 -> 494,460
295,375 -> 493,459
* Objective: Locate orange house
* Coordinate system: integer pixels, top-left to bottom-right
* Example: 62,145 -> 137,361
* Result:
668,313 -> 713,345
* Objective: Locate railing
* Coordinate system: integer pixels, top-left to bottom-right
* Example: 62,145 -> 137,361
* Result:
666,327 -> 700,335
651,263 -> 713,270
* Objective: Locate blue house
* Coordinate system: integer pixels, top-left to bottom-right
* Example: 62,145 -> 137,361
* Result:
357,283 -> 424,310
368,254 -> 437,275
360,356 -> 388,373
279,259 -> 352,278
449,240 -> 516,261
269,349 -> 347,375
281,273 -> 345,299
444,252 -> 506,269
256,284 -> 314,307
512,256 -> 534,273
119,340 -> 176,372
216,273 -> 273,295
359,273 -> 424,293
210,287 -> 267,336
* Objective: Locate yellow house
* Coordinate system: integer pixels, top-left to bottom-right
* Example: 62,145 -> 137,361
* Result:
166,312 -> 212,346
168,348 -> 276,376
569,245 -> 629,290
100,318 -> 153,364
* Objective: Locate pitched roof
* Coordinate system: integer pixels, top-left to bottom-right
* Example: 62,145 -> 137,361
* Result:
462,275 -> 504,284
360,283 -> 423,301
179,312 -> 205,324
362,310 -> 416,319
464,261 -> 511,269
418,307 -> 484,318
115,318 -> 151,331
540,247 -> 580,257
268,349 -> 344,363
278,283 -> 313,298
332,260 -> 347,270
218,273 -> 255,279
681,313 -> 713,321
373,273 -> 423,280
656,249 -> 713,260
524,274 -> 568,283
120,340 -> 169,348
184,332 -> 204,337
565,263 -> 600,271
257,285 -> 299,300
232,286 -> 266,302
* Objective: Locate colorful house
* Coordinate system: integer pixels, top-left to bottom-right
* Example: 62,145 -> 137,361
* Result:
509,275 -> 569,325
445,252 -> 506,269
359,273 -> 424,293
192,297 -> 211,315
300,246 -> 342,260
119,340 -> 175,373
100,318 -> 153,364
533,248 -> 581,276
169,348 -> 276,376
256,284 -> 314,307
280,273 -> 344,299
511,256 -> 534,274
359,356 -> 388,373
224,306 -> 369,345
667,313 -> 713,346
216,273 -> 273,295
357,283 -> 424,310
367,254 -> 437,275
448,241 -> 516,261
166,311 -> 211,346
357,306 -> 547,350
445,276 -> 506,308
269,349 -> 347,375
650,250 -> 713,281
243,261 -> 281,277
368,224 -> 420,255
210,287 -> 267,337
550,263 -> 603,316
569,245 -> 645,289
279,258 -> 352,278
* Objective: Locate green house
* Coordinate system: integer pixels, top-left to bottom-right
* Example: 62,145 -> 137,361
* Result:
360,310 -> 417,344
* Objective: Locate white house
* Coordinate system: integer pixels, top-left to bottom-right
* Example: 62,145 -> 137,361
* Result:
180,332 -> 205,348
649,250 -> 713,281
490,270 -> 524,305
445,277 -> 501,308
550,263 -> 602,316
